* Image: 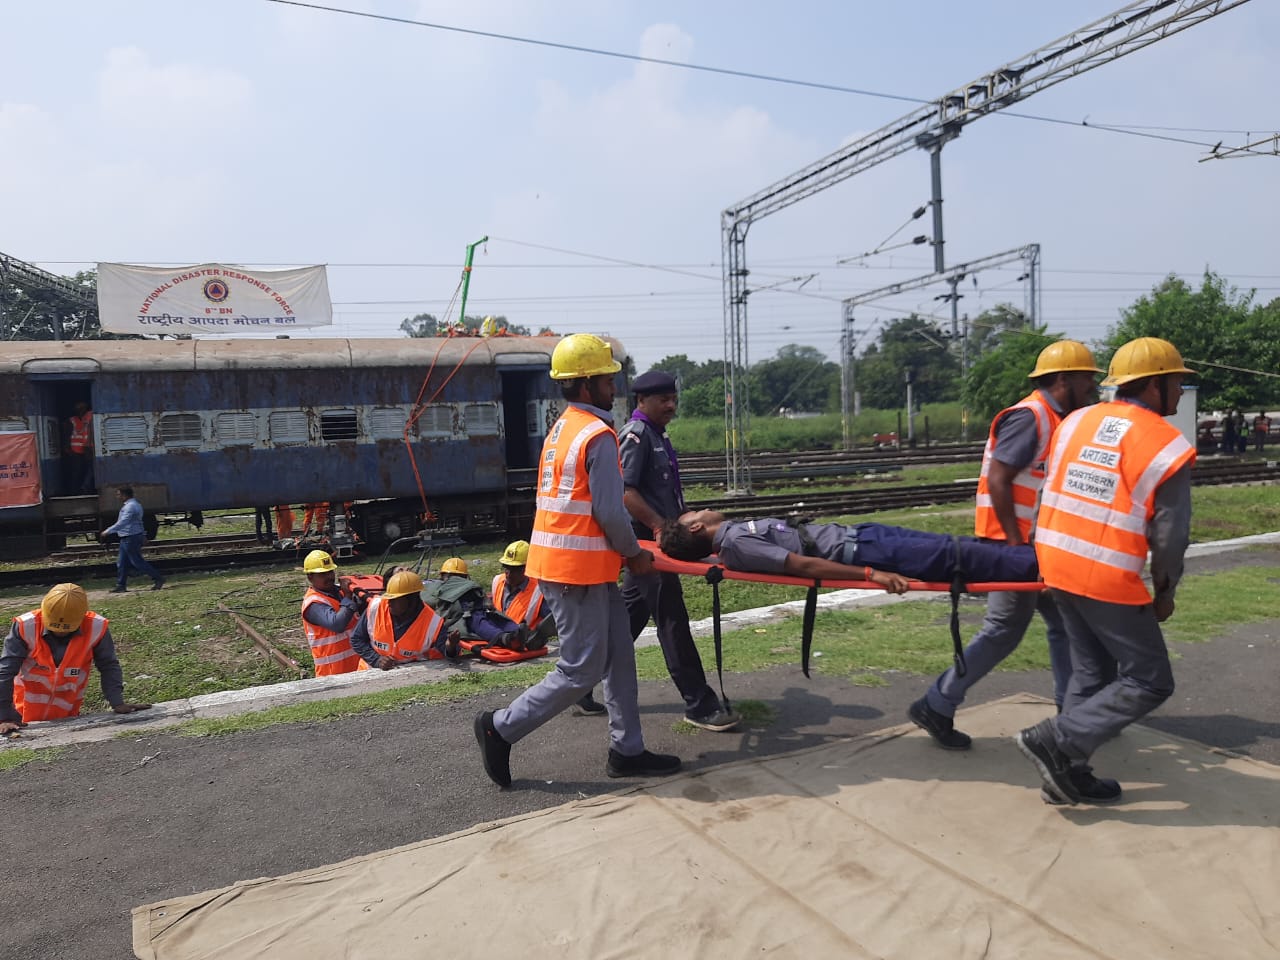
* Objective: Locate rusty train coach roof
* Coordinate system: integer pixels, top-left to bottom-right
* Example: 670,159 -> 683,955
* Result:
0,336 -> 625,376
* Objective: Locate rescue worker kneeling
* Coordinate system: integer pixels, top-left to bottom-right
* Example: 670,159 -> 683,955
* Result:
349,570 -> 454,670
300,550 -> 363,676
0,583 -> 151,734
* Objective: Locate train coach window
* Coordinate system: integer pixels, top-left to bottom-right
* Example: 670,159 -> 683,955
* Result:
464,403 -> 500,437
320,409 -> 359,442
268,410 -> 310,445
419,404 -> 454,439
215,412 -> 258,446
102,416 -> 148,452
0,418 -> 27,432
369,406 -> 408,441
159,413 -> 203,447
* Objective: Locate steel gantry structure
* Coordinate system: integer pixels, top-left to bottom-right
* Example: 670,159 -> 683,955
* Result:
720,0 -> 1252,491
0,251 -> 96,340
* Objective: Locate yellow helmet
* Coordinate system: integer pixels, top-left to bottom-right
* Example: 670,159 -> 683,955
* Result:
303,550 -> 337,574
440,557 -> 469,576
500,540 -> 530,566
382,569 -> 424,600
1027,339 -> 1102,378
1102,337 -> 1195,387
42,583 -> 88,634
550,333 -> 621,380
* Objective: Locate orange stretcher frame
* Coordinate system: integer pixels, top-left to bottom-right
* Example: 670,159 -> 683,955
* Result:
639,541 -> 1045,707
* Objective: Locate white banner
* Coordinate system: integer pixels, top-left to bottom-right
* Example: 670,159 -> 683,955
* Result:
96,262 -> 332,335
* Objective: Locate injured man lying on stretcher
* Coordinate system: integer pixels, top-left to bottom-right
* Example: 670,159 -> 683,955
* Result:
658,511 -> 1039,592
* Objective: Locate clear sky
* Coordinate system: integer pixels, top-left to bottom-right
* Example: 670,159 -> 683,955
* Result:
3,1 -> 1275,373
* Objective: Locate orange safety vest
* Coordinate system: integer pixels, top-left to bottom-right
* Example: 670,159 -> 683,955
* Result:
1035,401 -> 1195,605
11,610 -> 108,721
973,391 -> 1061,542
69,412 -> 92,454
301,589 -> 363,676
491,573 -> 546,629
527,406 -> 623,585
366,596 -> 447,662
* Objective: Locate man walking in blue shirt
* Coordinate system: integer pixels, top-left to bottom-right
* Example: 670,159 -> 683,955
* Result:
102,486 -> 165,593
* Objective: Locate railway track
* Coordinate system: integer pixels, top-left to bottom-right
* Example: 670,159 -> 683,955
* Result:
1,460 -> 1273,589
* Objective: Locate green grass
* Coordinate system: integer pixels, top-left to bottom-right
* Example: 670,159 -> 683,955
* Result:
0,746 -> 65,772
1,483 -> 1274,716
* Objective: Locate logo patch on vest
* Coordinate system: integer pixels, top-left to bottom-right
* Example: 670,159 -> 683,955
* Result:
1063,463 -> 1118,503
64,667 -> 82,677
1092,416 -> 1132,447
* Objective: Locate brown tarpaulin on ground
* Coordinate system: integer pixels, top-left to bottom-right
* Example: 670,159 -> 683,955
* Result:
133,696 -> 1280,959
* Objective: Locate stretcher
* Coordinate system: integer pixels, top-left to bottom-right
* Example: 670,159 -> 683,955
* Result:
640,541 -> 1045,711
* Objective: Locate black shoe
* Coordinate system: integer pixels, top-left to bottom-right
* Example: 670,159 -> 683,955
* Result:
572,692 -> 607,717
1017,719 -> 1081,805
109,586 -> 128,594
151,578 -> 166,591
1040,769 -> 1122,806
606,748 -> 682,779
908,697 -> 972,751
684,708 -> 739,732
474,711 -> 511,788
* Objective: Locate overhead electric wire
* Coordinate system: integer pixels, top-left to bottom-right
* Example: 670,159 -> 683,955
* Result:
265,0 -> 1273,155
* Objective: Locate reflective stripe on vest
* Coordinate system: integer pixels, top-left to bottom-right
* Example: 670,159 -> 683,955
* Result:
973,392 -> 1060,541
1034,402 -> 1195,604
366,596 -> 446,661
12,610 -> 108,721
301,589 -> 362,676
491,573 -> 546,629
69,413 -> 92,454
526,407 -> 623,584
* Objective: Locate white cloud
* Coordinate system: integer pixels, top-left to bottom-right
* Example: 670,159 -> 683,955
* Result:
97,47 -> 253,131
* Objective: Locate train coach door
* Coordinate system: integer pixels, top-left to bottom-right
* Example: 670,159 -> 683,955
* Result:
30,377 -> 95,497
498,368 -> 543,475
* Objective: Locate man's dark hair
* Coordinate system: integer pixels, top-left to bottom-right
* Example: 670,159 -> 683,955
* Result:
119,485 -> 134,499
658,519 -> 713,562
559,379 -> 587,401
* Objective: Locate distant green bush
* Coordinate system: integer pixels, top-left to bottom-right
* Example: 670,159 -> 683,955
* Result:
668,403 -> 972,454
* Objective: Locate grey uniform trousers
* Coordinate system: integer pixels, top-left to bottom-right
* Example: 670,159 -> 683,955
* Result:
1047,588 -> 1175,764
927,587 -> 1073,718
493,580 -> 645,756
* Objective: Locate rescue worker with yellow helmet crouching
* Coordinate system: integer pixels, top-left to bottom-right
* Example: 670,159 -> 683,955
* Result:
1017,337 -> 1196,806
0,583 -> 151,734
491,540 -> 556,649
349,569 -> 452,670
910,338 -> 1100,753
300,550 -> 363,676
474,333 -> 681,787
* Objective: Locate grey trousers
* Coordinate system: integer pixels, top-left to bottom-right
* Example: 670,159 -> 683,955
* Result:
493,580 -> 644,756
927,587 -> 1072,718
1048,588 -> 1175,765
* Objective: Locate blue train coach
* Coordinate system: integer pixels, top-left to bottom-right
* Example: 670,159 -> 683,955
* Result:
0,335 -> 630,558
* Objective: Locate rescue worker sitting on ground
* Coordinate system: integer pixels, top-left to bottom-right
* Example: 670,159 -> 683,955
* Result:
426,557 -> 532,652
0,583 -> 151,735
300,550 -> 364,676
349,570 -> 455,669
659,513 -> 1040,587
491,541 -> 555,648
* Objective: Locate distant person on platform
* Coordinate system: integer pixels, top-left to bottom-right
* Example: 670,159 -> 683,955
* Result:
102,486 -> 165,593
255,506 -> 275,545
1254,411 -> 1271,451
65,400 -> 95,494
301,550 -> 363,676
0,583 -> 151,735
